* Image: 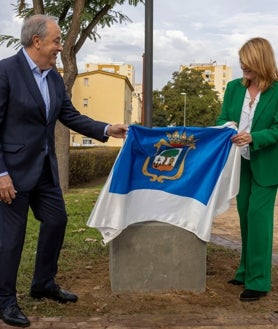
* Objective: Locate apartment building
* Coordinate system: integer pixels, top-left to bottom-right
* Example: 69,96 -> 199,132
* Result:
70,70 -> 134,147
180,62 -> 232,101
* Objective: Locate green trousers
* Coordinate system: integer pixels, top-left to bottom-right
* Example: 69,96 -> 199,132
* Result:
235,158 -> 277,292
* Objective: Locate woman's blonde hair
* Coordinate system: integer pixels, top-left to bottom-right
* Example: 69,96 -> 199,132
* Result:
239,37 -> 278,92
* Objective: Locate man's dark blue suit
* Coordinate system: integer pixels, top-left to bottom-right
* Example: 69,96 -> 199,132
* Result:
0,49 -> 108,309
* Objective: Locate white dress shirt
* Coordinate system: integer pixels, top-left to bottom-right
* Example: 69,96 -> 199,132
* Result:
238,89 -> 260,160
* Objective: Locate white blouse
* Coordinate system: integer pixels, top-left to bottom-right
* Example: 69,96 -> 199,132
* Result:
238,89 -> 260,160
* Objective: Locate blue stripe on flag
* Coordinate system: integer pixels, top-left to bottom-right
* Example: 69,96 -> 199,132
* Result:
109,125 -> 237,205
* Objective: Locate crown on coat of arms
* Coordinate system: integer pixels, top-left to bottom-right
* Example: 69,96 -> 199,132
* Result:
166,131 -> 197,148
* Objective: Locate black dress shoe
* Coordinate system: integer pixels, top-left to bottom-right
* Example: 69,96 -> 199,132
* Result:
228,279 -> 244,285
0,304 -> 30,327
30,287 -> 78,303
240,289 -> 267,302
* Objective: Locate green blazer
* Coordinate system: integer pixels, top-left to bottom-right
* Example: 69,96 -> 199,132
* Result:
217,78 -> 278,187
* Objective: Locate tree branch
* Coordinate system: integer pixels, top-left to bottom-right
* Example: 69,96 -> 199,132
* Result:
74,4 -> 112,54
32,0 -> 44,14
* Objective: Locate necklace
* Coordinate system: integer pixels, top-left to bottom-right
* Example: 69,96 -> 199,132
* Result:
249,99 -> 255,109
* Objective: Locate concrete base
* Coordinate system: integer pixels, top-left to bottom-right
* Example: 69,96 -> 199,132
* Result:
109,221 -> 207,292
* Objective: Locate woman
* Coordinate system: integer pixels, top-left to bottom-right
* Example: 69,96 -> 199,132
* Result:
216,37 -> 278,301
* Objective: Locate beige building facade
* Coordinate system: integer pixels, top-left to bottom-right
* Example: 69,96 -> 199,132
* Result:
132,83 -> 143,124
180,62 -> 232,101
70,70 -> 134,147
84,63 -> 135,87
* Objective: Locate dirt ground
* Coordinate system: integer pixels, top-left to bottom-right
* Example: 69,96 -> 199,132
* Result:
20,197 -> 278,328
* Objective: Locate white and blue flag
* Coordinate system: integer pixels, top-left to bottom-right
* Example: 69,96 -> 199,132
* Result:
88,124 -> 241,243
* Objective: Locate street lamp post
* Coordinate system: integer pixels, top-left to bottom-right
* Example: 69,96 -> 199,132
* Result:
180,92 -> 187,126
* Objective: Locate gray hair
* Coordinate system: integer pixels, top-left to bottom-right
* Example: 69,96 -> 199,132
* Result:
21,14 -> 57,48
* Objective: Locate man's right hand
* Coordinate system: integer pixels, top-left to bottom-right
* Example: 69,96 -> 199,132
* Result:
0,175 -> 17,204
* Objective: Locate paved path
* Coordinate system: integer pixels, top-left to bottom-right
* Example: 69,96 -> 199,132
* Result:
211,233 -> 278,265
1,313 -> 278,328
212,197 -> 278,265
1,314 -> 278,329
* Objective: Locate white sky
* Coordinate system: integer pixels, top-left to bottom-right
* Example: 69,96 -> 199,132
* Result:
1,1 -> 278,89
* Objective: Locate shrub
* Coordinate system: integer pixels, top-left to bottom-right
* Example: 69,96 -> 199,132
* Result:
69,146 -> 120,187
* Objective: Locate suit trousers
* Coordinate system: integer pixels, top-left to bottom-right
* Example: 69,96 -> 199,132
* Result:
0,156 -> 67,309
235,157 -> 277,292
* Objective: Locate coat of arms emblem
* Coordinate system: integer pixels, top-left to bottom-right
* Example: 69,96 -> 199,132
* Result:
142,130 -> 198,182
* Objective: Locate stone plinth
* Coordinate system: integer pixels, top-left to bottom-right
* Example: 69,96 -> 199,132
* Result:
109,221 -> 207,292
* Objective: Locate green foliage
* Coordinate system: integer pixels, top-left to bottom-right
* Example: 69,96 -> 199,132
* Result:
0,1 -> 144,95
152,90 -> 168,127
152,68 -> 222,127
0,34 -> 21,49
0,0 -> 144,49
69,146 -> 120,186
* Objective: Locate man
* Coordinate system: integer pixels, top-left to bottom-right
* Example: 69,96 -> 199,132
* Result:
0,14 -> 128,327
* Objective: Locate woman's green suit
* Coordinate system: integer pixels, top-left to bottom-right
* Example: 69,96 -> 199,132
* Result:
217,78 -> 278,291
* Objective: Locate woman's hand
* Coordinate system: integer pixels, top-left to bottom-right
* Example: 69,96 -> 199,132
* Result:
231,131 -> 252,146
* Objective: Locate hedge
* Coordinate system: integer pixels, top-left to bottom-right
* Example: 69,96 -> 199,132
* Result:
69,146 -> 120,187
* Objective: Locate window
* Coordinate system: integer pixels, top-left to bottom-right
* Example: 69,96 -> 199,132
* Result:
83,98 -> 88,107
82,138 -> 93,146
84,78 -> 89,86
204,70 -> 211,82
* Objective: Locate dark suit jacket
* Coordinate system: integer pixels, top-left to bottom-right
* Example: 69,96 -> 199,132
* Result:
217,78 -> 278,187
0,49 -> 109,191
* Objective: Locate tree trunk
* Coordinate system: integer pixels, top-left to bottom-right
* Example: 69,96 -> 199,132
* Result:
32,0 -> 69,192
55,121 -> 70,192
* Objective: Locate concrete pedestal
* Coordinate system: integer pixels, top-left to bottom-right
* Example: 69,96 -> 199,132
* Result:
109,221 -> 207,292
